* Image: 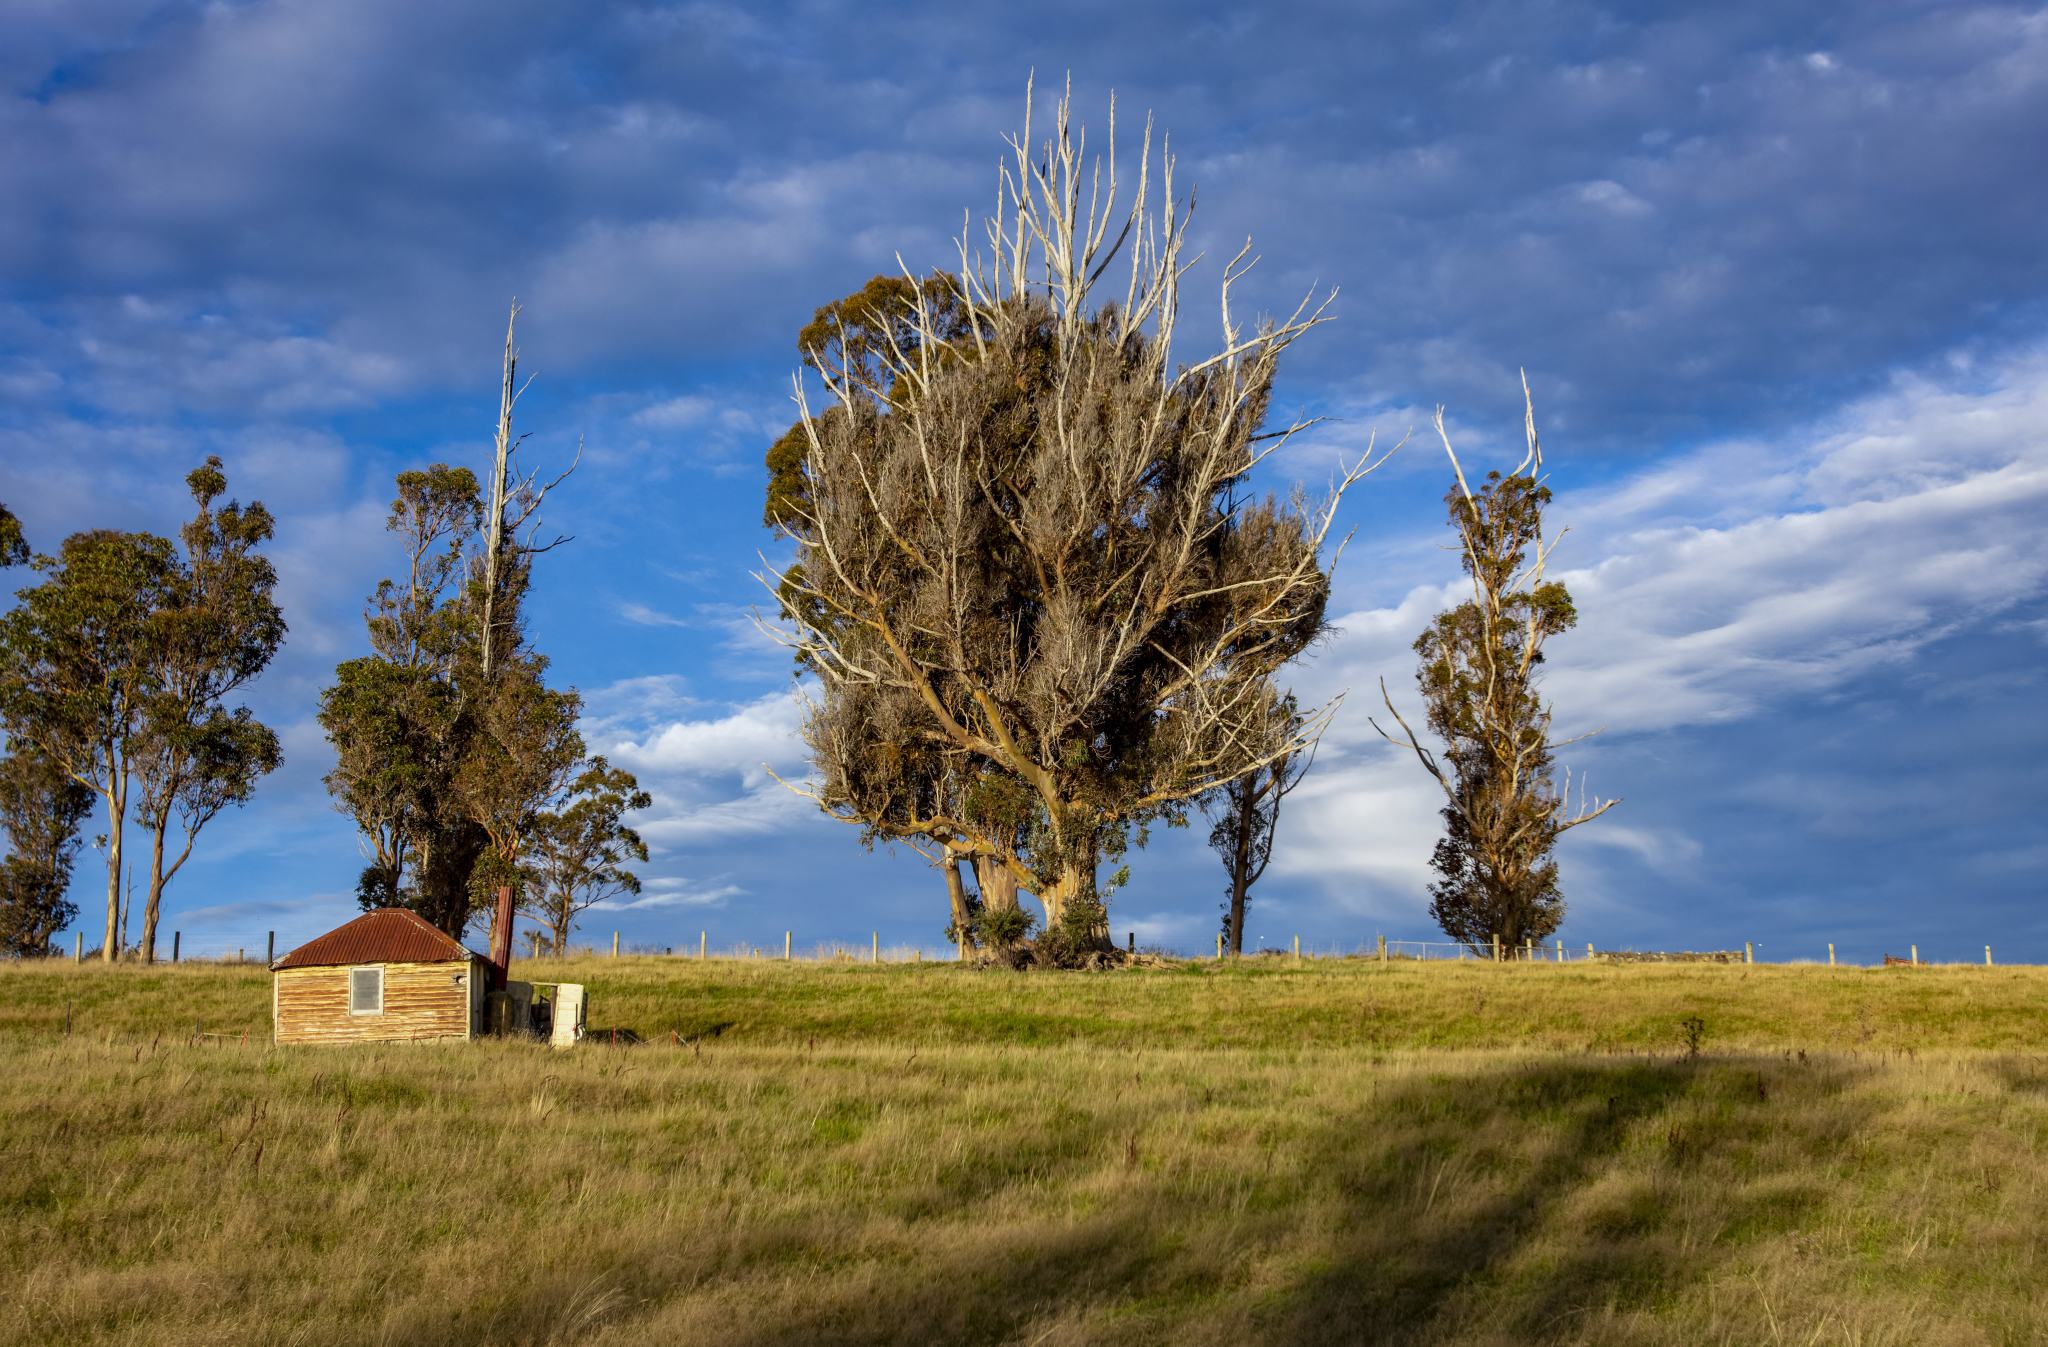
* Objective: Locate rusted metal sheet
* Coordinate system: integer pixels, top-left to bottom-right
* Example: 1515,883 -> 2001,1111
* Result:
273,961 -> 475,1044
489,885 -> 515,990
273,908 -> 477,970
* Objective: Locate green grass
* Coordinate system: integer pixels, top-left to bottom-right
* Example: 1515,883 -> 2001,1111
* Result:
9,952 -> 2041,1054
5,955 -> 2047,1345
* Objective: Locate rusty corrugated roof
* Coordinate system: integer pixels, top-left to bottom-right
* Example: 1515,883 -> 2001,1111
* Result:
273,908 -> 481,969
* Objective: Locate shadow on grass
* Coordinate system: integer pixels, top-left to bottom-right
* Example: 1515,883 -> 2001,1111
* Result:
608,1053 -> 1877,1347
1989,1055 -> 2048,1099
1261,1058 -> 1741,1343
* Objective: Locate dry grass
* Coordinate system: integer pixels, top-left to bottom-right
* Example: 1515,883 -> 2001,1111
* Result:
4,956 -> 2047,1344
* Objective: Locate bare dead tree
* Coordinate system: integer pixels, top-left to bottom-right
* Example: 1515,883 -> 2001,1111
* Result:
477,304 -> 579,684
763,79 -> 1388,947
1373,377 -> 1618,951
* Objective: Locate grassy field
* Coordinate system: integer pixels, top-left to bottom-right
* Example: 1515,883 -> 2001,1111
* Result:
4,954 -> 2046,1345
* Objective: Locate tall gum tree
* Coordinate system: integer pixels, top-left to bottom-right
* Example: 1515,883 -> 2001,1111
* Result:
0,515 -> 95,956
320,309 -> 580,940
1375,380 -> 1619,952
0,745 -> 94,954
131,457 -> 285,962
320,464 -> 489,932
766,82 -> 1385,937
0,530 -> 177,960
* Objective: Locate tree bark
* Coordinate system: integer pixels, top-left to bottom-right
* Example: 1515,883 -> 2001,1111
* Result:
943,851 -> 977,950
975,857 -> 1020,914
1225,786 -> 1256,955
1041,852 -> 1105,943
141,827 -> 165,964
100,774 -> 125,963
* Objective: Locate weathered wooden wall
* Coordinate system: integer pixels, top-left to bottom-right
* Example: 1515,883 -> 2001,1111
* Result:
273,960 -> 476,1044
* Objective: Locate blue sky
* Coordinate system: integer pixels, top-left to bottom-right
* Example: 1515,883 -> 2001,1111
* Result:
4,0 -> 2045,962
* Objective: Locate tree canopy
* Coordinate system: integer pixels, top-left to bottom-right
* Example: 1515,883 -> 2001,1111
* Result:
0,740 -> 94,955
0,462 -> 285,961
320,313 -> 584,941
767,88 -> 1376,954
1378,386 -> 1617,952
129,456 -> 285,961
520,757 -> 651,955
0,528 -> 178,959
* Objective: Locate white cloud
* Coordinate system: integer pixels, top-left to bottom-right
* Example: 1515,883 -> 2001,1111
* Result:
577,686 -> 819,863
577,674 -> 701,736
635,781 -> 819,844
1283,345 -> 2048,898
590,881 -> 745,911
630,395 -> 712,428
618,601 -> 692,628
1317,347 -> 2048,735
600,688 -> 804,780
1573,179 -> 1655,217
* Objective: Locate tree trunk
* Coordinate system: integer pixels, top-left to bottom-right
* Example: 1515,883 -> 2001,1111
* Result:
101,779 -> 124,964
975,857 -> 1020,913
1042,853 -> 1107,945
1226,785 -> 1257,955
141,826 -> 167,964
943,851 -> 976,950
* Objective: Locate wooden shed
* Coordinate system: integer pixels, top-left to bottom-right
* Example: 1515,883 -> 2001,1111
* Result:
271,908 -> 484,1045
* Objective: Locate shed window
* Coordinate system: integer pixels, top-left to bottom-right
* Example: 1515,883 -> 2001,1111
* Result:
349,967 -> 384,1015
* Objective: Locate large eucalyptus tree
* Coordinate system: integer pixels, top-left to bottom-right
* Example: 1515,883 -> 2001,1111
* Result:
767,84 -> 1381,953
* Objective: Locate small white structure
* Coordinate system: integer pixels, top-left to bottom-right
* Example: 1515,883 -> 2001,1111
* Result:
492,980 -> 586,1047
543,983 -> 587,1048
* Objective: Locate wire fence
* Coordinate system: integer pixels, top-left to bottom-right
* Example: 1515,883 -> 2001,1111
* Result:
41,929 -> 2015,969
